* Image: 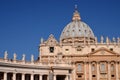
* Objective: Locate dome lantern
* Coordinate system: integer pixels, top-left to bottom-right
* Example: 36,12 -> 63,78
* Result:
72,5 -> 81,21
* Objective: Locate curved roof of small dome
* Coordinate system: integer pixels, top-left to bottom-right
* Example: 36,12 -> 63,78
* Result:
60,7 -> 95,41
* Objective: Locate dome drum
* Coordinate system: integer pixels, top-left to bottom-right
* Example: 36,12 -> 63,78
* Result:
61,37 -> 95,44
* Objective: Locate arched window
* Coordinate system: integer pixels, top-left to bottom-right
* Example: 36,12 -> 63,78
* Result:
49,47 -> 54,53
100,63 -> 105,72
78,64 -> 82,72
111,64 -> 114,71
92,64 -> 95,71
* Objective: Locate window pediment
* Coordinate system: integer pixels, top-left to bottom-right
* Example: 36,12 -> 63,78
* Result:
45,34 -> 59,46
88,47 -> 119,56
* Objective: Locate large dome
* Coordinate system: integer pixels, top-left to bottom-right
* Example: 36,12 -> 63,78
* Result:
60,8 -> 95,44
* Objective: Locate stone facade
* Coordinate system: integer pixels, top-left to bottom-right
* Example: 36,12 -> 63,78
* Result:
0,7 -> 120,80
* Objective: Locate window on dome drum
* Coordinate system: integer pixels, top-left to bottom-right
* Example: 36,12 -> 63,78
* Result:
49,47 -> 54,53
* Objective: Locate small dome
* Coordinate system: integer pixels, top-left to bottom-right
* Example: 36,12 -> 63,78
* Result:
60,7 -> 95,43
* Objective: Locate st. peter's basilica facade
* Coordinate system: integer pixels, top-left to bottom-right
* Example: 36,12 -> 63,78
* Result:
0,7 -> 120,80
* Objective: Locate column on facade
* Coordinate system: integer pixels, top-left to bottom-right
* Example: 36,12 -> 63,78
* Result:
54,74 -> 56,80
116,62 -> 119,80
73,68 -> 75,80
4,72 -> 7,80
97,62 -> 99,80
13,73 -> 16,80
31,74 -> 34,80
84,62 -> 87,80
108,62 -> 111,80
89,62 -> 92,80
22,73 -> 25,80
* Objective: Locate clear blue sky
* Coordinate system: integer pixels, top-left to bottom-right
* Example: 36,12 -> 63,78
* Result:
0,0 -> 120,60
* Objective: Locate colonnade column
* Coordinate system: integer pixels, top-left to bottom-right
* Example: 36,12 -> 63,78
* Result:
54,74 -> 56,80
31,74 -> 34,80
68,74 -> 71,80
13,73 -> 16,80
22,73 -> 25,80
4,72 -> 7,80
39,75 -> 42,80
108,62 -> 111,80
66,75 -> 68,80
89,62 -> 92,80
47,75 -> 49,80
97,62 -> 99,80
84,62 -> 87,80
116,62 -> 119,80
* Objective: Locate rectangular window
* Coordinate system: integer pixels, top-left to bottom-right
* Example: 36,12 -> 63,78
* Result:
111,75 -> 114,77
92,75 -> 96,77
78,64 -> 82,72
91,48 -> 95,52
65,49 -> 69,53
92,64 -> 95,71
100,63 -> 106,72
110,48 -> 113,51
78,75 -> 82,78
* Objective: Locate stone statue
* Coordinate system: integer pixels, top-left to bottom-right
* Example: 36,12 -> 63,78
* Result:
13,53 -> 17,60
22,54 -> 25,61
117,37 -> 120,44
106,37 -> 109,44
31,54 -> 34,62
4,51 -> 8,60
40,38 -> 44,43
101,36 -> 104,43
112,37 -> 116,42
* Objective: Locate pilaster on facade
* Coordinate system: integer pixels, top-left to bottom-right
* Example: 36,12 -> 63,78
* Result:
108,62 -> 111,80
89,62 -> 92,80
116,62 -> 119,80
97,62 -> 100,80
84,62 -> 87,80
